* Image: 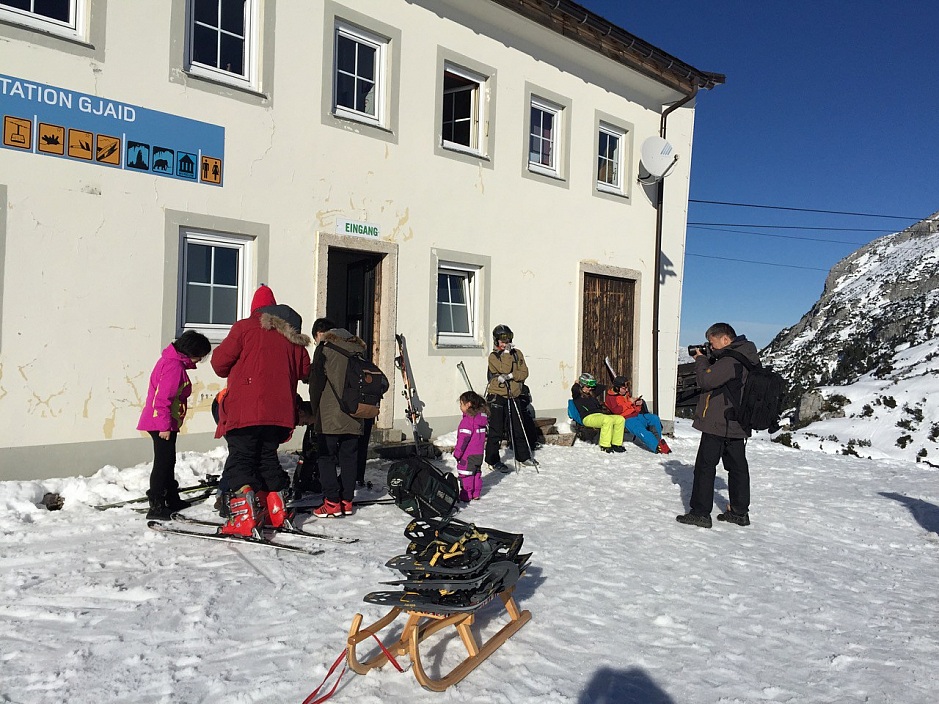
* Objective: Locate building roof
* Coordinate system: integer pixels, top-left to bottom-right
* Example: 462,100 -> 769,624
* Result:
490,0 -> 725,95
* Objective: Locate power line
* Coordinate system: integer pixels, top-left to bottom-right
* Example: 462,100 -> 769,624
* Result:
688,222 -> 895,232
686,252 -> 830,271
689,199 -> 923,221
688,225 -> 868,246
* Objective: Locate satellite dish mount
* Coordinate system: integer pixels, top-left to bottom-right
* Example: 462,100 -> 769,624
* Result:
638,136 -> 678,185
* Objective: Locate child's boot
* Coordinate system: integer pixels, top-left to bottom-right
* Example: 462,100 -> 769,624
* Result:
145,490 -> 172,520
220,485 -> 261,537
165,480 -> 192,513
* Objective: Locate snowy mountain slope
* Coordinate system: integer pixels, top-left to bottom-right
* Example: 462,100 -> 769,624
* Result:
2,425 -> 938,703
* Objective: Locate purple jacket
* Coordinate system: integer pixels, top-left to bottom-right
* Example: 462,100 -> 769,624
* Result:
137,344 -> 197,433
454,411 -> 487,473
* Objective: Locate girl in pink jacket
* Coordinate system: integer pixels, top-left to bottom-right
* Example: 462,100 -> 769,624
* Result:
137,330 -> 211,519
453,391 -> 489,501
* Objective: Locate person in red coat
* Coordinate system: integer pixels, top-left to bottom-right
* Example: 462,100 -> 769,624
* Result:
604,375 -> 670,454
212,284 -> 311,536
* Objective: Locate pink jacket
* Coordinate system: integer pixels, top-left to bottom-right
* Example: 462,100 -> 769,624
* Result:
137,344 -> 197,433
454,411 -> 488,473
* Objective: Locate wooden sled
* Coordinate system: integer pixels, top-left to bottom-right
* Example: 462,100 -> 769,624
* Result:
346,586 -> 531,692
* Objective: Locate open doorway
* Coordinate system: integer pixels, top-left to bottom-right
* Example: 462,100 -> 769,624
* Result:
324,247 -> 383,357
582,273 -> 636,384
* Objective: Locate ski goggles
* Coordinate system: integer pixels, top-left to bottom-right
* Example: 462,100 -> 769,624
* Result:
496,333 -> 513,343
580,378 -> 597,388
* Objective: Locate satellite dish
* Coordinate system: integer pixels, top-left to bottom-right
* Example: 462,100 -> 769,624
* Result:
638,136 -> 679,184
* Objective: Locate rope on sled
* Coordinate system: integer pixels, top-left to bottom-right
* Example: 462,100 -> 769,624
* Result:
301,632 -> 405,704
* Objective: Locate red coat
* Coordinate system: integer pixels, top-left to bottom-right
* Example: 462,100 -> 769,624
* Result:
211,310 -> 311,438
605,392 -> 642,419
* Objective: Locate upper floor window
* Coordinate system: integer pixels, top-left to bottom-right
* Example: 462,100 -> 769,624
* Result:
334,21 -> 386,125
597,123 -> 625,193
529,97 -> 560,176
187,0 -> 258,88
442,64 -> 484,154
0,0 -> 81,37
180,229 -> 251,339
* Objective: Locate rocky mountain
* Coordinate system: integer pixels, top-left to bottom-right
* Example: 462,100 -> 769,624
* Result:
761,211 -> 939,463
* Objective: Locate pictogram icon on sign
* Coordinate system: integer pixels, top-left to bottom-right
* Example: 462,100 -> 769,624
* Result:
68,128 -> 93,159
200,155 -> 222,185
152,146 -> 174,175
96,134 -> 121,164
127,140 -> 150,171
3,115 -> 32,150
38,123 -> 66,155
177,151 -> 196,179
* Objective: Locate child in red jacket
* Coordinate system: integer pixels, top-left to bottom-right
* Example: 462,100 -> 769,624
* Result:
604,376 -> 670,454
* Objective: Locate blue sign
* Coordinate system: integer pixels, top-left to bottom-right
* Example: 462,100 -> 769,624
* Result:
0,74 -> 225,186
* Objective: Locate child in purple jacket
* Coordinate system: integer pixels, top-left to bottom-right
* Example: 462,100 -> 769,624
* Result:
137,330 -> 211,519
453,391 -> 488,502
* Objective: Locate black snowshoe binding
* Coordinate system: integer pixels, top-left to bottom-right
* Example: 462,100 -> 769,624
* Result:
403,516 -> 526,562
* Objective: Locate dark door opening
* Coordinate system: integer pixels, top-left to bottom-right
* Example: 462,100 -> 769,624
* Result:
582,273 -> 636,384
325,248 -> 383,358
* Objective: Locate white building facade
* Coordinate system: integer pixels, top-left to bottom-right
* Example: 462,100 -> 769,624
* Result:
0,0 -> 722,480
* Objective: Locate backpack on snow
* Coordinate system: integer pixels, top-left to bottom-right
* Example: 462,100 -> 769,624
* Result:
324,342 -> 390,419
719,349 -> 786,434
387,456 -> 460,519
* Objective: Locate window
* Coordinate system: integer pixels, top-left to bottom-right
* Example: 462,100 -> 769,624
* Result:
597,123 -> 624,192
334,21 -> 386,124
187,0 -> 257,87
437,264 -> 479,346
442,64 -> 484,153
0,0 -> 81,36
180,230 -> 251,338
529,97 -> 560,175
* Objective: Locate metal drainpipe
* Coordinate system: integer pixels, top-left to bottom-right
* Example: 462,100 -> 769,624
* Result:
651,85 -> 698,417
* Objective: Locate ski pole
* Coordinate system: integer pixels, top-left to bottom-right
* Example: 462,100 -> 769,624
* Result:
504,382 -> 539,473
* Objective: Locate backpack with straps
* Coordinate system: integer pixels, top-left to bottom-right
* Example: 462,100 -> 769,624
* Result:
324,342 -> 390,419
719,349 -> 786,434
387,455 -> 459,519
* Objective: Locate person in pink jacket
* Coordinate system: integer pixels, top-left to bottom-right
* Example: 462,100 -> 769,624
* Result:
137,330 -> 211,519
453,391 -> 489,502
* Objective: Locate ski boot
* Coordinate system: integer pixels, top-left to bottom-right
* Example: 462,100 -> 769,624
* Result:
220,486 -> 262,537
657,438 -> 671,454
257,490 -> 288,529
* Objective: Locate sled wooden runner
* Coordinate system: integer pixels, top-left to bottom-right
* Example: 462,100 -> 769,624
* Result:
346,586 -> 531,692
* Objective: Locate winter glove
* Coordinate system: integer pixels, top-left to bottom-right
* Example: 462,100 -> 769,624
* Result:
497,373 -> 514,384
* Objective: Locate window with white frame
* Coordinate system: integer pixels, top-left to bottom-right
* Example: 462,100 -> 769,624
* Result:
0,0 -> 82,36
597,123 -> 625,192
334,21 -> 386,124
180,230 -> 251,337
442,64 -> 484,153
187,0 -> 258,87
436,264 -> 479,346
529,97 -> 560,175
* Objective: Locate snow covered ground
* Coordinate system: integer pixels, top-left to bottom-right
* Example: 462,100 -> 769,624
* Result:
2,421 -> 938,703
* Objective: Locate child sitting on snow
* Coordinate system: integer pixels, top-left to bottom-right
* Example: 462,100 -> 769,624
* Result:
604,376 -> 670,454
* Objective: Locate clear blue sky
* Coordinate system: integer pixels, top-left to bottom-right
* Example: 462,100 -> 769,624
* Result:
582,1 -> 938,349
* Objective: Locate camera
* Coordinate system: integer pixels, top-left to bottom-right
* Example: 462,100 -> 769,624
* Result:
687,343 -> 712,357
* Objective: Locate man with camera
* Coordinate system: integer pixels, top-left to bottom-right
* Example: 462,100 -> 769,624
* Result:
677,322 -> 760,529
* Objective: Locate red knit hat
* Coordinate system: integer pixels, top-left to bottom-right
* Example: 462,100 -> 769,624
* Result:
251,284 -> 276,312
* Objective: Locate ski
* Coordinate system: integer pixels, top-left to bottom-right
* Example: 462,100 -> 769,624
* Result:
286,495 -> 394,510
394,333 -> 423,444
131,488 -> 217,513
95,476 -> 220,510
167,514 -> 359,544
604,355 -> 617,382
457,361 -> 474,391
147,520 -> 324,555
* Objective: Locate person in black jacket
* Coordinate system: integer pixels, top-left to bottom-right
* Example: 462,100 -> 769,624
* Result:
677,322 -> 760,529
570,373 -> 626,453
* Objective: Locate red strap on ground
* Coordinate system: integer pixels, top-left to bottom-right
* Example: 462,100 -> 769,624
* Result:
300,633 -> 405,704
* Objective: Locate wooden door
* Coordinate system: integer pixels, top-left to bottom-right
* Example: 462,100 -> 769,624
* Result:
582,274 -> 635,384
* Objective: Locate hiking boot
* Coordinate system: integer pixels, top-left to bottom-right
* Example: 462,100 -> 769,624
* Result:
601,446 -> 615,454
657,439 -> 672,454
676,512 -> 712,528
488,462 -> 511,473
220,486 -> 261,537
312,499 -> 343,518
716,507 -> 750,526
341,500 -> 355,516
520,458 -> 539,467
145,491 -> 172,520
610,445 -> 626,453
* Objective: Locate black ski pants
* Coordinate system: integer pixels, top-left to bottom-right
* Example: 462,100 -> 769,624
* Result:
222,425 -> 292,493
147,430 -> 178,497
317,433 -> 359,503
689,432 -> 750,516
485,396 -> 536,464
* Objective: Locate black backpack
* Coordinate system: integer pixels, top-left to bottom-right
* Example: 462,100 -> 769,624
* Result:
720,349 -> 786,434
324,342 -> 390,419
387,456 -> 459,519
